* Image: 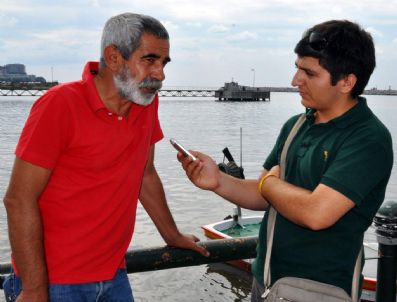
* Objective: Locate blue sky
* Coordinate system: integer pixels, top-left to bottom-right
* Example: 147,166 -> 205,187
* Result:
1,0 -> 396,89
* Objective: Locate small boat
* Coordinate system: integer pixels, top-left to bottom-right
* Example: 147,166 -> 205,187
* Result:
202,210 -> 381,302
202,213 -> 262,272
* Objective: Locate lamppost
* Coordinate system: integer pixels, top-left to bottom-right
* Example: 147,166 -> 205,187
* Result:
251,68 -> 255,87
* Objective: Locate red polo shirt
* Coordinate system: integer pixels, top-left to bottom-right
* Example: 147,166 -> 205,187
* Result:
14,62 -> 163,283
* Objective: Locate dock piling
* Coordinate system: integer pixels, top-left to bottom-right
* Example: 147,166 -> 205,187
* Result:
374,200 -> 397,302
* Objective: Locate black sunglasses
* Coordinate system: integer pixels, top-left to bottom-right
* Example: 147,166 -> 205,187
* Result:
307,31 -> 328,52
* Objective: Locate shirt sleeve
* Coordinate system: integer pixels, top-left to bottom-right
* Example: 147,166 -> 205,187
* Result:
15,90 -> 71,169
321,134 -> 392,206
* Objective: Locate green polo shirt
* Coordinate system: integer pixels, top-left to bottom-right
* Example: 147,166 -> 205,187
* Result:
251,97 -> 393,295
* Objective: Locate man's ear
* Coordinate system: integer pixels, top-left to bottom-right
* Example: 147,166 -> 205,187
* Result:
103,45 -> 123,72
339,74 -> 357,95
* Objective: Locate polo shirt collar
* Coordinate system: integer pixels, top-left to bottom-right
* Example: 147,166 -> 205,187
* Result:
305,108 -> 316,124
330,96 -> 373,128
305,96 -> 373,128
82,62 -> 106,112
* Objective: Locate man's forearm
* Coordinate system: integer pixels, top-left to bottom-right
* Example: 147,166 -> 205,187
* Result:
260,176 -> 354,230
5,196 -> 48,294
214,173 -> 269,210
139,168 -> 181,244
260,176 -> 315,227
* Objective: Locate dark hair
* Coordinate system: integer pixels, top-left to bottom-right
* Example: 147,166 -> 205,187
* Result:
294,20 -> 375,98
100,13 -> 169,68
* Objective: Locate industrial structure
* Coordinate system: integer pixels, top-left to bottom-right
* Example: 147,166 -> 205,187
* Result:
0,63 -> 46,83
215,82 -> 270,101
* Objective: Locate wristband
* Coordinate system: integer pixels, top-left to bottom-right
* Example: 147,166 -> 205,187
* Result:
258,172 -> 277,195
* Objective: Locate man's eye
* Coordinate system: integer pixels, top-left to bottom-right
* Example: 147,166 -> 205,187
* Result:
305,71 -> 314,77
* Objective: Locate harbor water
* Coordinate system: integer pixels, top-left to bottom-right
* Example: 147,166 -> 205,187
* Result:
0,92 -> 396,301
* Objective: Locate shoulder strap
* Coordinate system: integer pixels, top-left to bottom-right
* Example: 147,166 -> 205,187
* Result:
351,247 -> 363,302
279,114 -> 306,179
263,113 -> 306,289
263,113 -> 362,302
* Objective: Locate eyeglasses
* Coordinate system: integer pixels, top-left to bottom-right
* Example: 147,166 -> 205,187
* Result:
307,31 -> 328,52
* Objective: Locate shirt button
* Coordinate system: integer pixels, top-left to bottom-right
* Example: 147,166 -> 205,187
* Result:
108,112 -> 113,116
118,116 -> 123,121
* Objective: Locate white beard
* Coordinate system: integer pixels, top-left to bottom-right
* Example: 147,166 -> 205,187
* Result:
113,65 -> 157,106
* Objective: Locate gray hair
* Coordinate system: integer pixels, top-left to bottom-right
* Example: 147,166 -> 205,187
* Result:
100,13 -> 169,68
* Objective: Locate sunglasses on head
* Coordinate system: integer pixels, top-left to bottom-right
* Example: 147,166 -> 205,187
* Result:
307,31 -> 328,52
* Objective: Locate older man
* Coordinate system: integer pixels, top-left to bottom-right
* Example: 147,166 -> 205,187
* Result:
3,13 -> 207,302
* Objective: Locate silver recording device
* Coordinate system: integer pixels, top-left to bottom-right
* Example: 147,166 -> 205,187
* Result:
170,138 -> 197,161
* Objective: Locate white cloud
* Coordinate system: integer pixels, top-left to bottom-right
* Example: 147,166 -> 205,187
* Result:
0,27 -> 101,71
0,0 -> 396,88
186,22 -> 202,28
89,0 -> 100,7
0,13 -> 18,27
161,20 -> 179,32
375,45 -> 384,55
32,28 -> 97,41
208,25 -> 229,33
106,0 -> 397,27
226,31 -> 258,42
366,27 -> 384,38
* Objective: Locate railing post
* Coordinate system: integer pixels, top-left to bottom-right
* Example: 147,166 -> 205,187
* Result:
373,200 -> 397,302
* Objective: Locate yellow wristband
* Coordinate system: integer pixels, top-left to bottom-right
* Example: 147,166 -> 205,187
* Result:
258,172 -> 277,194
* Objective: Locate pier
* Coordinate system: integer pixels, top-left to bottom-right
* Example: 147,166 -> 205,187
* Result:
159,86 -> 216,98
0,83 -> 218,97
0,82 -> 59,96
0,82 -> 270,100
0,82 -> 396,98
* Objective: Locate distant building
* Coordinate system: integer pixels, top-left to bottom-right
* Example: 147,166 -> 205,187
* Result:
215,81 -> 270,101
0,63 -> 46,83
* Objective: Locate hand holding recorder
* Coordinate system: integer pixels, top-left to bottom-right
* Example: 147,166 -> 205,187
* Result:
170,138 -> 197,161
171,138 -> 221,191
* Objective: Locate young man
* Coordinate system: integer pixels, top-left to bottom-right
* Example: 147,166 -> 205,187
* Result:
178,20 -> 393,301
3,13 -> 207,302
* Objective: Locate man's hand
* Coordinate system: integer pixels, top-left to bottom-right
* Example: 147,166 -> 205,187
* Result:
16,287 -> 48,302
177,151 -> 221,192
166,232 -> 210,257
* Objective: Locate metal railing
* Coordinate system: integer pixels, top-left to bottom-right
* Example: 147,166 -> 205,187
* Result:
0,237 -> 258,289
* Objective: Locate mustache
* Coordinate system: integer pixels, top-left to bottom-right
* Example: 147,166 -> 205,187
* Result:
139,78 -> 163,91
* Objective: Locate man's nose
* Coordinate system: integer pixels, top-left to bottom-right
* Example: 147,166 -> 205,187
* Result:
151,64 -> 165,82
291,70 -> 302,87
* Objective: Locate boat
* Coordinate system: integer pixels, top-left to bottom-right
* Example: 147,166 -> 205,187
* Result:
202,210 -> 383,302
202,212 -> 262,272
